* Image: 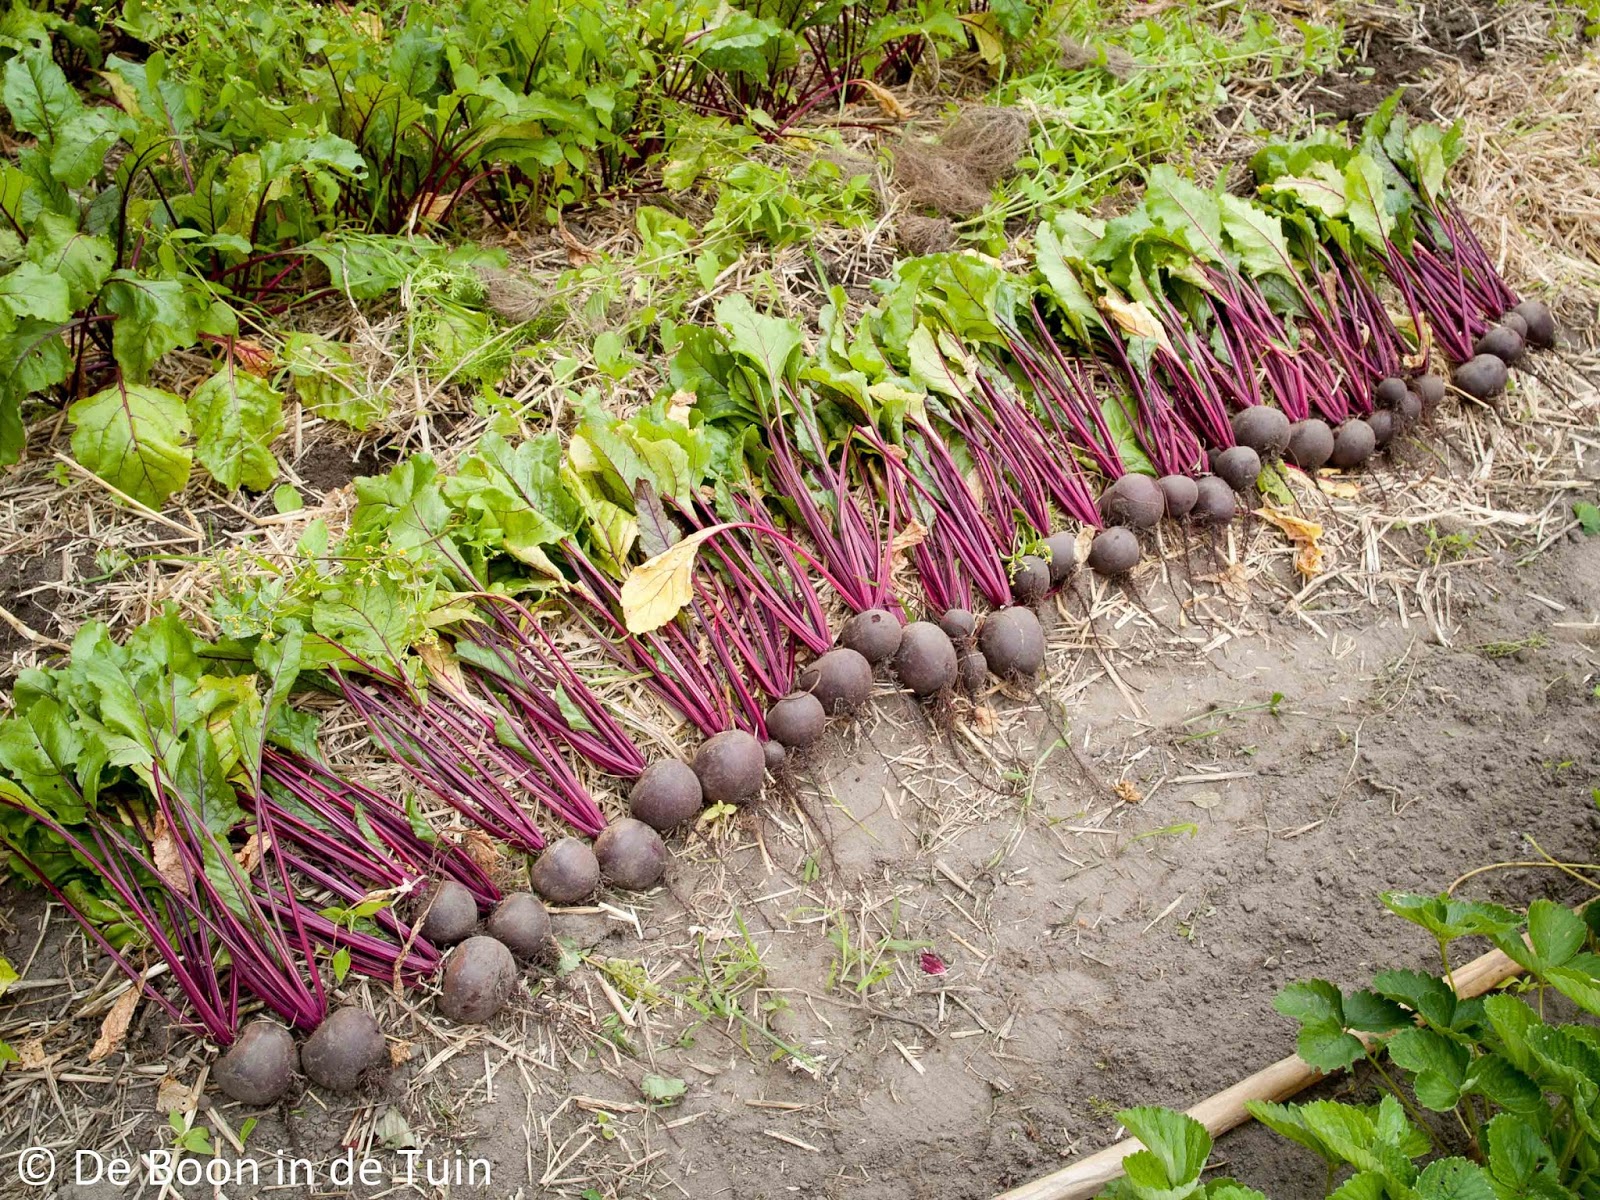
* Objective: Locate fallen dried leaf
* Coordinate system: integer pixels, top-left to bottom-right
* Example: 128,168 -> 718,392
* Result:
1255,504 -> 1325,578
859,79 -> 910,121
1113,779 -> 1143,805
157,1075 -> 196,1115
89,987 -> 140,1063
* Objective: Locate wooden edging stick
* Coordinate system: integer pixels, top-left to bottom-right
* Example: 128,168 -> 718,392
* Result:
993,945 -> 1527,1200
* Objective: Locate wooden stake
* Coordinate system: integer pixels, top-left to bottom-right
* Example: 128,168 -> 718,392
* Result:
994,946 -> 1526,1200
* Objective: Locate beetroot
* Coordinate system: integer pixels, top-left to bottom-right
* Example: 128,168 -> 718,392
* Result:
764,740 -> 786,771
765,692 -> 826,749
1098,475 -> 1165,529
416,879 -> 478,946
439,936 -> 516,1024
957,650 -> 988,694
1230,406 -> 1290,457
629,760 -> 703,831
693,730 -> 767,806
1041,533 -> 1078,584
1412,375 -> 1447,410
797,648 -> 874,715
1512,299 -> 1555,348
893,622 -> 957,697
1372,377 -> 1408,409
1367,408 -> 1395,449
1285,419 -> 1334,472
594,819 -> 667,890
1086,527 -> 1139,576
1010,555 -> 1050,605
486,893 -> 552,960
530,838 -> 601,905
1329,419 -> 1376,469
838,609 -> 902,665
215,1021 -> 298,1106
1454,354 -> 1509,401
938,607 -> 977,643
1192,476 -> 1237,524
1157,476 -> 1197,521
977,608 -> 1045,678
302,1007 -> 386,1094
1211,446 -> 1261,493
1474,325 -> 1524,364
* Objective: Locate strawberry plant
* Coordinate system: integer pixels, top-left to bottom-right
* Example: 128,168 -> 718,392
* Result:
1097,894 -> 1600,1199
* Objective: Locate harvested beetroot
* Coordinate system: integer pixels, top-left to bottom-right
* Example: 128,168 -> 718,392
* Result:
215,1021 -> 298,1106
797,648 -> 873,715
766,692 -> 826,749
1087,527 -> 1140,577
1475,325 -> 1525,363
1230,406 -> 1290,457
485,893 -> 552,960
530,838 -> 601,905
1329,418 -> 1376,469
1098,474 -> 1164,529
1412,375 -> 1447,409
893,622 -> 957,698
938,607 -> 977,643
978,607 -> 1045,678
594,819 -> 667,890
957,650 -> 988,694
1454,354 -> 1508,401
1157,476 -> 1197,521
1512,299 -> 1556,348
692,730 -> 766,806
838,609 -> 902,665
1211,446 -> 1261,493
1367,408 -> 1395,448
1010,555 -> 1050,605
416,879 -> 477,946
1503,312 -> 1529,338
439,935 -> 516,1024
1192,476 -> 1237,524
628,760 -> 703,831
1397,390 -> 1423,428
302,1007 -> 386,1094
764,740 -> 786,771
1285,419 -> 1334,472
1373,377 -> 1408,409
1041,533 -> 1078,584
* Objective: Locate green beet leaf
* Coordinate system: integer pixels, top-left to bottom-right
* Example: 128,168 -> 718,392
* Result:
69,382 -> 193,507
188,364 -> 284,491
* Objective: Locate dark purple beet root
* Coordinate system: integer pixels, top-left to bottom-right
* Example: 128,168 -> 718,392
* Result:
1192,476 -> 1237,524
838,609 -> 902,665
1230,406 -> 1290,457
1087,527 -> 1140,577
1098,474 -> 1164,529
1010,555 -> 1050,605
215,1021 -> 298,1106
938,607 -> 977,644
797,648 -> 873,715
957,650 -> 988,694
1503,312 -> 1529,338
1211,445 -> 1262,493
594,819 -> 667,890
1157,475 -> 1197,521
765,692 -> 826,749
1454,354 -> 1509,401
893,621 -> 958,698
629,760 -> 703,831
1042,532 -> 1077,584
1512,299 -> 1555,348
416,879 -> 478,946
1372,377 -> 1408,409
1329,419 -> 1376,469
1285,419 -> 1334,472
1397,391 -> 1423,428
439,936 -> 516,1024
530,838 -> 601,905
486,894 -> 552,960
302,1008 -> 386,1094
692,730 -> 766,806
1412,375 -> 1447,410
764,740 -> 785,771
977,607 -> 1045,678
1367,408 -> 1395,448
1475,325 -> 1524,364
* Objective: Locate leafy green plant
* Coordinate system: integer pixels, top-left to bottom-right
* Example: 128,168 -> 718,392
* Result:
1097,894 -> 1600,1199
